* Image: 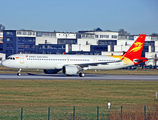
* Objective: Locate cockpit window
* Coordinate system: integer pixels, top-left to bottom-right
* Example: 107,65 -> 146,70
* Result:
7,57 -> 15,60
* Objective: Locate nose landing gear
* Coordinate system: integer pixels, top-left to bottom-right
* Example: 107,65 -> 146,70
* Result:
17,69 -> 21,76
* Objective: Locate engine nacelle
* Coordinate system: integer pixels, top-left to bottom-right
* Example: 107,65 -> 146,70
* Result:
62,65 -> 79,75
43,69 -> 61,74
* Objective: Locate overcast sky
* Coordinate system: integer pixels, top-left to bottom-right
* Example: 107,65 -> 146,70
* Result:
1,0 -> 158,35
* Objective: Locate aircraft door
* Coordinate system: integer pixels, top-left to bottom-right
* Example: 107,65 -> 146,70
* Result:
93,57 -> 97,63
19,55 -> 24,64
67,57 -> 70,63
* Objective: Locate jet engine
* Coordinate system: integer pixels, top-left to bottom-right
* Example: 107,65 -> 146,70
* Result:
43,69 -> 61,74
62,65 -> 79,75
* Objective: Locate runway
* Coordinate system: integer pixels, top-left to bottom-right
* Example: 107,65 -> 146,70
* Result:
0,73 -> 158,80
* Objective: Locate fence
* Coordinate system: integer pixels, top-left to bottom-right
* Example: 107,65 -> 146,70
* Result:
0,106 -> 157,120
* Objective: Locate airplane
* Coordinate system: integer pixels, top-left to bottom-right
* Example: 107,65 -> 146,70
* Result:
1,34 -> 148,77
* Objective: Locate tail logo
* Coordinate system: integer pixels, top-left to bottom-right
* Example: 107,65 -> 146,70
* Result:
130,42 -> 143,52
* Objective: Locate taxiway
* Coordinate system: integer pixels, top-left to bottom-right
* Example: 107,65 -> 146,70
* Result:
0,74 -> 158,80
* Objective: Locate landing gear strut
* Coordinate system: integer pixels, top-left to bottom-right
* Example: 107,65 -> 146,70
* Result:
17,69 -> 21,76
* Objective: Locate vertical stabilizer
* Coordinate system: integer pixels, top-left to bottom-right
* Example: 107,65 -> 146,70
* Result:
124,34 -> 146,58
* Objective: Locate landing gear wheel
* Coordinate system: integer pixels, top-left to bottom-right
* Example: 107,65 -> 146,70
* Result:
17,73 -> 21,76
79,73 -> 85,77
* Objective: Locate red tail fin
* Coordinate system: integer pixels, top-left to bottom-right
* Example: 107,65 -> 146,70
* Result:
124,34 -> 146,58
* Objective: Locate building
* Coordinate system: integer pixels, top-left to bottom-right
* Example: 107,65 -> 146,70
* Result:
2,28 -> 121,57
3,30 -> 78,57
37,44 -> 66,54
2,28 -> 158,66
36,31 -> 77,54
0,32 -> 3,53
73,28 -> 118,54
3,30 -> 36,57
0,53 -> 5,65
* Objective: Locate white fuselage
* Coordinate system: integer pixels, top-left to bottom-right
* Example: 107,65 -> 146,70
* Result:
1,54 -> 132,70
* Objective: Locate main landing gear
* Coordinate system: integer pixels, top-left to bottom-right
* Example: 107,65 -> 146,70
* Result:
79,72 -> 85,77
17,69 -> 21,76
79,69 -> 85,77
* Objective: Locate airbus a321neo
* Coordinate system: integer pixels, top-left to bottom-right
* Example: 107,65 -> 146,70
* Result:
1,34 -> 149,77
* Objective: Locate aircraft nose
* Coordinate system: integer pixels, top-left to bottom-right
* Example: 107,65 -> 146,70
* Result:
1,60 -> 7,67
1,60 -> 4,66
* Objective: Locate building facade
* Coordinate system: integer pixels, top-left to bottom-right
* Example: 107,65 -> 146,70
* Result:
0,32 -> 3,53
3,30 -> 36,57
0,53 -> 5,65
2,28 -> 158,66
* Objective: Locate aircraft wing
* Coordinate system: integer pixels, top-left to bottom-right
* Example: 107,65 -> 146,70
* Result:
75,60 -> 122,68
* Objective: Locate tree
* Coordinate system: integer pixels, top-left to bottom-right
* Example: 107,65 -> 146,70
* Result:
118,29 -> 130,35
150,33 -> 158,36
0,24 -> 5,31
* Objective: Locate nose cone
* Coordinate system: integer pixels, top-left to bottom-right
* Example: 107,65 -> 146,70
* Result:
1,60 -> 15,68
1,60 -> 8,67
1,60 -> 4,66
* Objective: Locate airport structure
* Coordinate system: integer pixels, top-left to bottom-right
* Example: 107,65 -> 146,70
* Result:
0,32 -> 5,65
0,32 -> 3,53
1,28 -> 158,66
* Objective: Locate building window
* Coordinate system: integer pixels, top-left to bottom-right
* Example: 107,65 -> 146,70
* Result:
6,44 -> 13,48
82,34 -> 86,38
36,32 -> 42,37
28,32 -> 32,35
98,40 -> 117,45
28,39 -> 32,42
23,31 -> 26,35
7,38 -> 10,41
100,35 -> 109,38
32,45 -> 35,48
6,32 -> 13,35
57,39 -> 77,44
25,45 -> 30,48
17,31 -> 22,35
0,57 -> 2,61
95,35 -> 98,38
18,44 -> 24,49
112,35 -> 117,38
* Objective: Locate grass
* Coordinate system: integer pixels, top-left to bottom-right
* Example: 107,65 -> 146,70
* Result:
0,80 -> 158,108
109,105 -> 158,120
1,66 -> 158,119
